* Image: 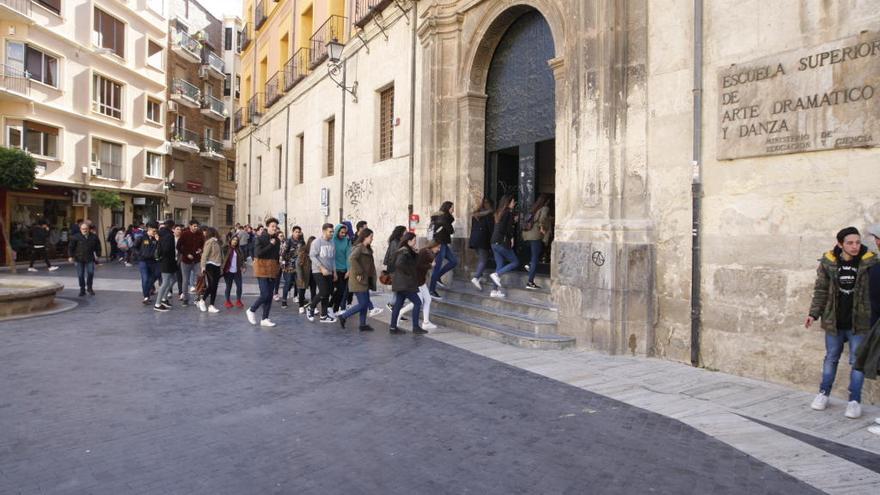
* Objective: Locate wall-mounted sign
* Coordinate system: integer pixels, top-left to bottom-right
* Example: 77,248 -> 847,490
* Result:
186,180 -> 203,193
320,187 -> 330,217
132,197 -> 147,205
717,32 -> 880,160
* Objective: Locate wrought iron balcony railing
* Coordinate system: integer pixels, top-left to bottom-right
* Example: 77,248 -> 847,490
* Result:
240,23 -> 252,50
255,0 -> 267,29
247,93 -> 264,123
283,48 -> 309,91
309,15 -> 346,68
353,0 -> 391,28
0,64 -> 29,96
265,72 -> 282,107
234,108 -> 246,131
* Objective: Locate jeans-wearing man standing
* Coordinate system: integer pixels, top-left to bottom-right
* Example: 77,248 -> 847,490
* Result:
68,221 -> 101,296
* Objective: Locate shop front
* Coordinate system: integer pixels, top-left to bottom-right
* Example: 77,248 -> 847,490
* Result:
2,184 -> 79,263
131,196 -> 161,225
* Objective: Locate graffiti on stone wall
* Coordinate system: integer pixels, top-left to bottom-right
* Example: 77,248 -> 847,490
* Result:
345,179 -> 373,221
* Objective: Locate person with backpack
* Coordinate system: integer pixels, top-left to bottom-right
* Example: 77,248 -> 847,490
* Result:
389,232 -> 425,335
68,220 -> 101,296
468,198 -> 495,291
280,226 -> 304,308
222,233 -> 246,308
134,221 -> 160,305
246,218 -> 281,327
428,201 -> 457,299
296,236 -> 316,314
521,194 -> 551,290
153,220 -> 178,312
337,228 -> 381,332
489,195 -> 519,298
330,223 -> 352,315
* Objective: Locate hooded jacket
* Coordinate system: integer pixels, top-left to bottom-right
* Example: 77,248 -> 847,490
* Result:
391,245 -> 419,293
333,224 -> 352,271
468,209 -> 494,250
415,247 -> 436,287
156,227 -> 178,273
348,243 -> 377,293
310,234 -> 335,274
808,245 -> 878,335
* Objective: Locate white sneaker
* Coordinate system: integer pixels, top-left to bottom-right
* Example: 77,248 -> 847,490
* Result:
437,280 -> 448,289
524,264 -> 530,272
298,306 -> 305,314
208,305 -> 220,313
490,290 -> 506,298
27,267 -> 37,272
422,322 -> 438,330
845,400 -> 862,419
124,262 -> 133,267
869,425 -> 880,436
471,277 -> 482,291
197,299 -> 207,312
260,319 -> 277,327
48,266 -> 59,272
368,308 -> 384,317
490,272 -> 502,288
273,294 -> 281,301
875,417 -> 880,425
246,308 -> 257,325
810,393 -> 828,411
320,315 -> 337,323
328,310 -> 336,318
189,286 -> 197,293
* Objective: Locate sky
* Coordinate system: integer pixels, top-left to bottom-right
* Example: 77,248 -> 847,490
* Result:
200,0 -> 244,20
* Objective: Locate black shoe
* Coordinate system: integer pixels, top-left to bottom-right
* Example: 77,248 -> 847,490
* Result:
525,282 -> 541,290
79,289 -> 86,297
401,315 -> 409,321
386,302 -> 393,311
413,327 -> 428,335
338,315 -> 347,329
88,289 -> 95,296
281,301 -> 288,308
160,298 -> 169,306
389,327 -> 405,335
429,290 -> 443,299
359,325 -> 374,332
153,304 -> 170,312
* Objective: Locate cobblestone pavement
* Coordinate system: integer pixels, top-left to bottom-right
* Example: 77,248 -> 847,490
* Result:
0,265 -> 847,494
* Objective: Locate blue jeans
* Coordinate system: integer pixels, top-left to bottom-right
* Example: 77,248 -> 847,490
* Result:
224,271 -> 243,301
391,291 -> 422,329
492,243 -> 519,278
474,248 -> 490,279
430,243 -> 458,291
250,277 -> 276,320
180,262 -> 197,303
527,240 -> 543,283
75,261 -> 95,290
282,272 -> 296,300
819,329 -> 865,403
138,261 -> 159,298
340,291 -> 372,327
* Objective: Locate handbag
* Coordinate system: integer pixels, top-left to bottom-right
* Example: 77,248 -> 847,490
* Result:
379,270 -> 393,286
194,271 -> 207,296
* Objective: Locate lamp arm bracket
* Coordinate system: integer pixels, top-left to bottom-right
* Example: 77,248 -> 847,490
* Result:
327,62 -> 358,102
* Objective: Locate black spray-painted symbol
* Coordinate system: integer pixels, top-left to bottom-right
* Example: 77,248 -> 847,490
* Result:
591,251 -> 606,267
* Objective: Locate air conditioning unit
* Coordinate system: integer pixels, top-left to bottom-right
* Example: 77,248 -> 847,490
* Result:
160,141 -> 172,154
167,101 -> 179,112
199,66 -> 209,79
90,153 -> 102,176
72,189 -> 92,206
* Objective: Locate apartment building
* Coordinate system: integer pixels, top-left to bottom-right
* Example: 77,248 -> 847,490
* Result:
164,0 -> 238,230
0,0 -> 169,261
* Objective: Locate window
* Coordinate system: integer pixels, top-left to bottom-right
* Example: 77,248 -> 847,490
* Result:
35,0 -> 60,14
204,82 -> 214,98
203,166 -> 212,192
147,40 -> 164,70
5,41 -> 24,73
7,125 -> 22,148
93,138 -> 123,180
297,134 -> 304,184
93,8 -> 125,59
223,118 -> 230,141
225,27 -> 233,51
256,156 -> 262,194
326,118 -> 335,176
226,204 -> 234,225
7,42 -> 57,87
23,122 -> 59,158
379,85 -> 394,160
146,152 -> 162,178
175,114 -> 185,132
276,145 -> 283,189
92,74 -> 123,119
235,75 -> 241,99
227,160 -> 235,181
146,98 -> 162,124
224,73 -> 231,96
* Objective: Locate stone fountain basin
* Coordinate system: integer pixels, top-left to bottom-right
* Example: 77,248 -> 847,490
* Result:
0,278 -> 65,318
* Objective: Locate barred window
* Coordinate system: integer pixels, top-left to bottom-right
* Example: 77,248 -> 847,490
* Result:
379,86 -> 394,161
326,118 -> 335,176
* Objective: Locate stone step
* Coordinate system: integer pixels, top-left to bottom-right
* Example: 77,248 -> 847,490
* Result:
431,297 -> 557,334
430,307 -> 575,350
452,268 -> 552,289
440,279 -> 553,306
435,281 -> 557,317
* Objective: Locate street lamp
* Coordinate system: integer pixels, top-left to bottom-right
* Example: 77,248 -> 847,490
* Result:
326,38 -> 357,101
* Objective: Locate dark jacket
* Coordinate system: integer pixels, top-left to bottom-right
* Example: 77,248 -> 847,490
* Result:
222,244 -> 246,274
384,238 -> 402,267
391,246 -> 419,293
178,229 -> 205,264
30,225 -> 49,246
296,246 -> 312,289
133,234 -> 158,262
415,248 -> 436,287
431,211 -> 455,245
808,245 -> 878,335
253,232 -> 281,278
156,228 -> 177,273
280,237 -> 303,274
468,210 -> 494,250
490,209 -> 516,246
68,232 -> 101,263
348,244 -> 377,293
855,319 -> 880,379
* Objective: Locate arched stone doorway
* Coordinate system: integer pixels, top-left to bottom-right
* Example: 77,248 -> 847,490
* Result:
484,9 -> 556,271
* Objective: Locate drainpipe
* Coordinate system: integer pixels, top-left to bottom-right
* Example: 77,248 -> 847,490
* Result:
407,0 -> 418,227
338,59 -> 347,223
284,106 -> 291,230
690,0 -> 704,367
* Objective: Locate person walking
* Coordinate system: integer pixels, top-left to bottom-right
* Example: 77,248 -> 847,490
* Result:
68,221 -> 101,296
197,228 -> 223,314
330,223 -> 352,315
806,226 -> 877,419
489,195 -> 520,298
307,223 -> 337,323
246,218 -> 281,327
153,220 -> 177,312
521,194 -> 551,290
178,220 -> 204,307
389,233 -> 425,334
400,241 -> 442,330
428,201 -> 457,299
134,222 -> 160,305
296,236 -> 316,314
280,226 -> 304,308
468,198 -> 495,291
28,220 -> 58,272
338,228 -> 381,331
222,234 -> 246,308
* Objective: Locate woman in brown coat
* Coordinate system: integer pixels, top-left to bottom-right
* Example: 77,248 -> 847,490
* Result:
337,229 -> 380,331
296,236 -> 316,313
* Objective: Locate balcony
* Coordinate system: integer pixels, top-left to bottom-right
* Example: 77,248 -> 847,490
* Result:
170,78 -> 201,108
283,48 -> 309,91
0,64 -> 30,99
200,138 -> 224,161
265,72 -> 282,108
353,0 -> 391,29
201,94 -> 227,121
309,15 -> 347,69
254,0 -> 267,30
171,127 -> 199,153
172,29 -> 203,64
0,0 -> 32,22
234,108 -> 246,132
247,93 -> 264,125
202,50 -> 225,79
240,23 -> 252,51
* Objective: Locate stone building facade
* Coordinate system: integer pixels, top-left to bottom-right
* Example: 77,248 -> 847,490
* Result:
237,0 -> 880,403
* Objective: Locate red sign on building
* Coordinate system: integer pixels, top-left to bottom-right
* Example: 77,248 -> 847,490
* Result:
186,180 -> 203,193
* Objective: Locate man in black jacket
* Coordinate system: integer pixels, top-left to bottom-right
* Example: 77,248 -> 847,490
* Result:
134,221 -> 160,305
68,221 -> 101,296
154,220 -> 177,312
28,220 -> 58,272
